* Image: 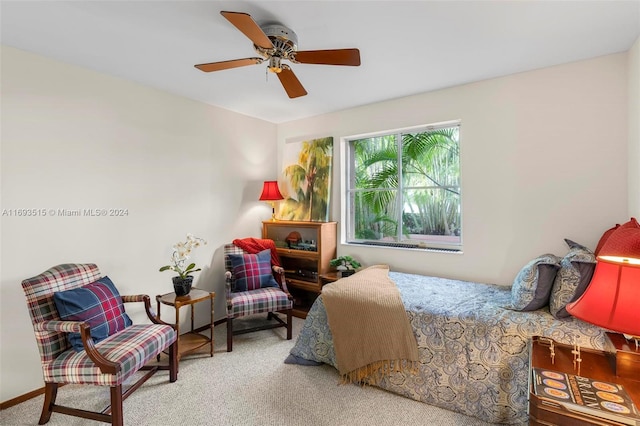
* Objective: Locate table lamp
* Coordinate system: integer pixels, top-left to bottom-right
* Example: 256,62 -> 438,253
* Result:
566,243 -> 640,380
259,180 -> 284,221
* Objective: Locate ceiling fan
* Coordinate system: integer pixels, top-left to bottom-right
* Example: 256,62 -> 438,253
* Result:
194,11 -> 361,98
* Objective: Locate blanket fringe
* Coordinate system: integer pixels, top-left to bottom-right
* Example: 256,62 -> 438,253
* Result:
340,359 -> 419,386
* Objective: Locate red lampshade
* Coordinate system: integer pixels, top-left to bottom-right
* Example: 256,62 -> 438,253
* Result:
259,181 -> 284,201
566,257 -> 640,336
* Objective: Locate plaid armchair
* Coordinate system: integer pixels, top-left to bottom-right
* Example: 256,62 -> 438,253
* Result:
224,242 -> 293,352
21,264 -> 178,426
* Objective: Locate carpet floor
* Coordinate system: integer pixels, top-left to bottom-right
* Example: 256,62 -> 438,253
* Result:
1,316 -> 497,425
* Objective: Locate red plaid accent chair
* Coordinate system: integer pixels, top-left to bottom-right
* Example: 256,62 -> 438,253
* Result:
22,264 -> 178,426
224,243 -> 293,352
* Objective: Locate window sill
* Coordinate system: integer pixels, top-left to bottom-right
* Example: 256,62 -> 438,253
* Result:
345,240 -> 463,254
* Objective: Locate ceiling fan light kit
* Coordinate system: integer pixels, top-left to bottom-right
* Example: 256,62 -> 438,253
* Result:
194,11 -> 361,98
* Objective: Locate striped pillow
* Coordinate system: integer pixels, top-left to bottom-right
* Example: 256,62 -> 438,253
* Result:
229,249 -> 279,292
53,276 -> 132,352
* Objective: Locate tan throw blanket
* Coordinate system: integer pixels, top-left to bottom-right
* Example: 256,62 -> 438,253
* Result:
322,265 -> 419,385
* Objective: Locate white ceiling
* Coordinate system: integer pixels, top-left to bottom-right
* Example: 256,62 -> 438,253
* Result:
2,1 -> 639,124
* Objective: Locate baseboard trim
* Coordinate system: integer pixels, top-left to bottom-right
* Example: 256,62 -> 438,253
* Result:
0,385 -> 53,410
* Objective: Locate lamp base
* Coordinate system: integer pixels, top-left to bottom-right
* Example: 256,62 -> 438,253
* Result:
606,332 -> 640,381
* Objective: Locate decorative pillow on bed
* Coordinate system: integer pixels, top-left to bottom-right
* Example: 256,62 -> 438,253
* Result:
53,276 -> 132,352
549,240 -> 596,319
505,253 -> 561,311
228,249 -> 279,292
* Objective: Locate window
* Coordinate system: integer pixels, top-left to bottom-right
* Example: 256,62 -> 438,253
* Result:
345,121 -> 461,251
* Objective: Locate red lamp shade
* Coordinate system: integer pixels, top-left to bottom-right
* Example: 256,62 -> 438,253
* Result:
566,257 -> 640,336
259,181 -> 284,201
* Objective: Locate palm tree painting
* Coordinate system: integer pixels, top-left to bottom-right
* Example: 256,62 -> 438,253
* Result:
278,137 -> 333,222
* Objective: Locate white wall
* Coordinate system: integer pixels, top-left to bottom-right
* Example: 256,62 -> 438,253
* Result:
628,36 -> 640,218
0,46 -> 277,402
278,53 -> 629,285
1,46 -> 635,404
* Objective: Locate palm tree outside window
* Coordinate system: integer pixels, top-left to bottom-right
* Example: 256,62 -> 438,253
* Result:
345,121 -> 462,252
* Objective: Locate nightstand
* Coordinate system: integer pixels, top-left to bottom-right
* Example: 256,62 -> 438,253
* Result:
156,288 -> 215,362
319,271 -> 341,285
528,336 -> 640,425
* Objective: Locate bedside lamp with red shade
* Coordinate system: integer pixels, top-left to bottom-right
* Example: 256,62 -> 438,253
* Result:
566,223 -> 640,380
259,181 -> 284,221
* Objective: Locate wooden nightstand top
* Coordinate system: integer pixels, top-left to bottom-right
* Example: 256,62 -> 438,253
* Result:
319,271 -> 340,284
529,336 -> 640,425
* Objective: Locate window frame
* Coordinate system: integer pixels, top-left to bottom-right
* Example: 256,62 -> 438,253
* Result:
342,120 -> 462,252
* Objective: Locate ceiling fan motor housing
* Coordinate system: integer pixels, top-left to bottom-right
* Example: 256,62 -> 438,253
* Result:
257,23 -> 298,58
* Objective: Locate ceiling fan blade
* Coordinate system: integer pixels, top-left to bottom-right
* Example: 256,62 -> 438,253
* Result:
277,67 -> 307,98
220,11 -> 274,50
293,48 -> 361,66
195,58 -> 263,72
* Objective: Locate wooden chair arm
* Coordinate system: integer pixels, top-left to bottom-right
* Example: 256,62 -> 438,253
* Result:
38,320 -> 120,374
121,294 -> 147,303
273,268 -> 292,300
122,294 -> 176,329
78,323 -> 120,375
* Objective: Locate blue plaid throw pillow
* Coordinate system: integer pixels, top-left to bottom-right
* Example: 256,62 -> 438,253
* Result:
53,276 -> 132,352
229,249 -> 279,292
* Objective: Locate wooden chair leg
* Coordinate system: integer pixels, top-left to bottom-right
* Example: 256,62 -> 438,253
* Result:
168,340 -> 178,382
110,385 -> 123,426
286,308 -> 292,340
227,317 -> 233,352
38,382 -> 58,424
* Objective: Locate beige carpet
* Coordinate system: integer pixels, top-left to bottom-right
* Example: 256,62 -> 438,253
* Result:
1,317 -> 497,425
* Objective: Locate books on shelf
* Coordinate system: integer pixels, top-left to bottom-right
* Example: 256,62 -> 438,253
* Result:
531,368 -> 640,426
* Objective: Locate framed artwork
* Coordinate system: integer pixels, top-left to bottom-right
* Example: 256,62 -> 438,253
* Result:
278,136 -> 333,222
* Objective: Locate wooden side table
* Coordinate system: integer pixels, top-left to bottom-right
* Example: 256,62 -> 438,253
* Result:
319,271 -> 341,285
156,288 -> 215,362
528,336 -> 640,425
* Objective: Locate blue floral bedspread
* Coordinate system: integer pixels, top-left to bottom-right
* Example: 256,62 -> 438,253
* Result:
288,272 -> 608,424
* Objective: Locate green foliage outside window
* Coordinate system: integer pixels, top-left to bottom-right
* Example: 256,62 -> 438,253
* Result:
348,124 -> 461,249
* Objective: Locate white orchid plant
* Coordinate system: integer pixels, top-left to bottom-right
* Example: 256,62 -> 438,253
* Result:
159,233 -> 207,279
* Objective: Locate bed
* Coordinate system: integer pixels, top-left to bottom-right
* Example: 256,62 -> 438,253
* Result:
286,271 -> 608,424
